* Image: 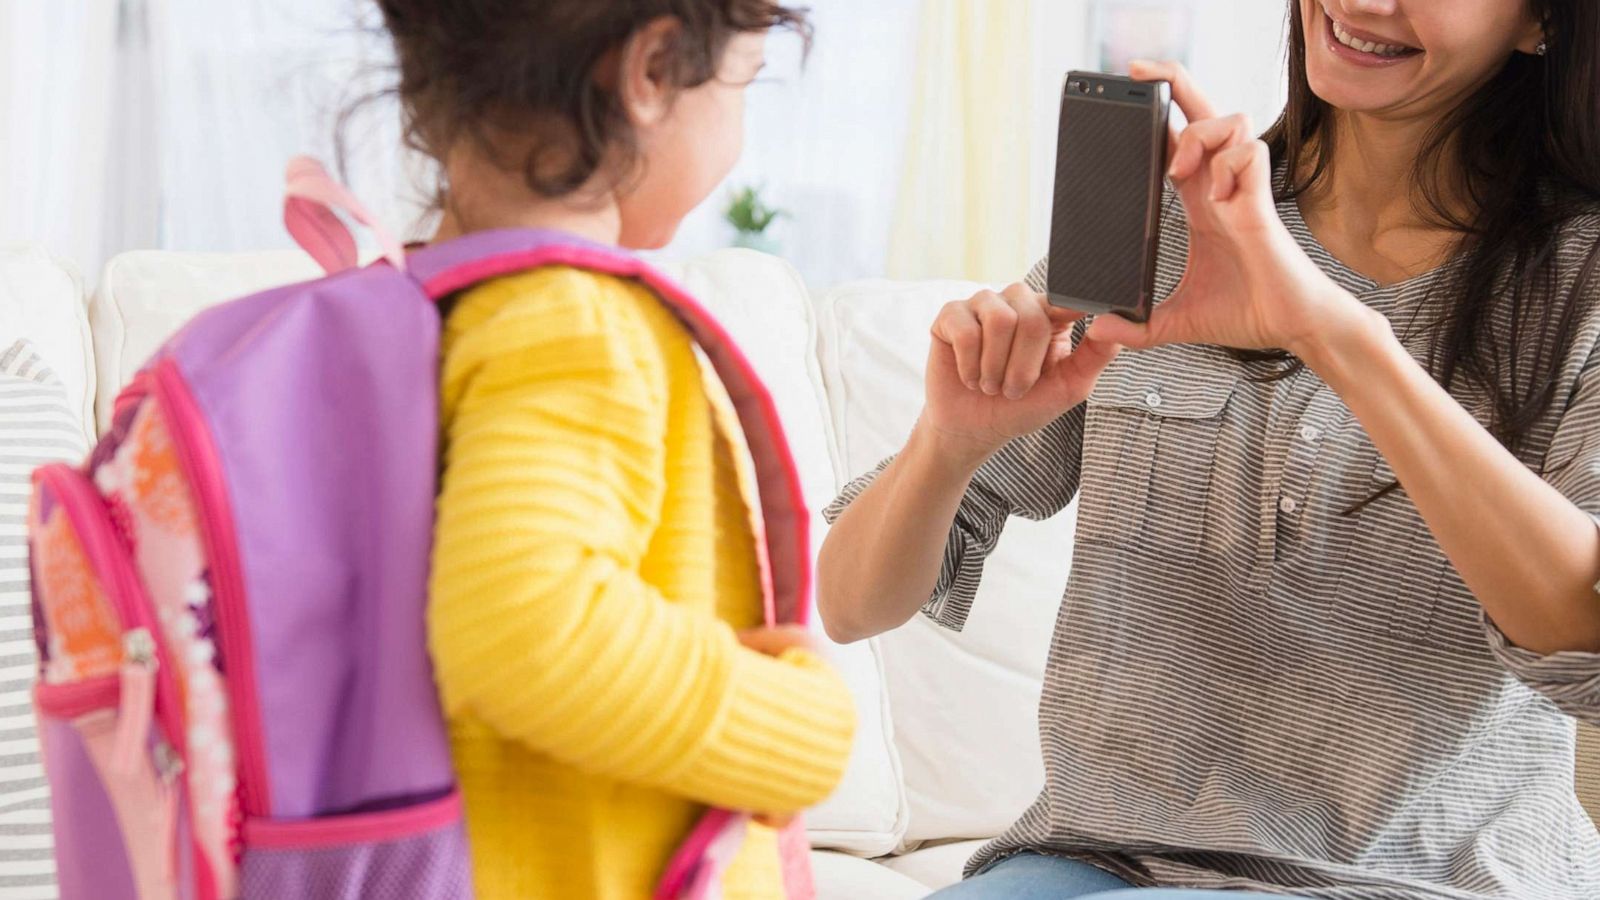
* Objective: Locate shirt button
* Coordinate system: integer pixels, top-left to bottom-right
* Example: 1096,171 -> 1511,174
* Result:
1300,425 -> 1320,442
1279,497 -> 1298,514
1145,391 -> 1163,409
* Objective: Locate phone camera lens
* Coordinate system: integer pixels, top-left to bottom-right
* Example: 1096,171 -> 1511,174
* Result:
1073,80 -> 1090,95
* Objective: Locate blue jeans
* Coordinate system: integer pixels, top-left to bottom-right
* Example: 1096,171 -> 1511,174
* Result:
927,852 -> 1307,899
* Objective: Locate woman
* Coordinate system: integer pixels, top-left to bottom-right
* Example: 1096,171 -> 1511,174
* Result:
820,1 -> 1600,898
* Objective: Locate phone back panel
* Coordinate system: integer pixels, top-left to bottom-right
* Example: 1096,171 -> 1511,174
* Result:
1048,73 -> 1169,319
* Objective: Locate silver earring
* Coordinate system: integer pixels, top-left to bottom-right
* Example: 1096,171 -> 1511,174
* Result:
1536,40 -> 1548,56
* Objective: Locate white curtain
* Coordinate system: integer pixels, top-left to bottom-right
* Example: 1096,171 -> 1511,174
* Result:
1,0 -> 921,288
146,0 -> 429,254
886,0 -> 1037,286
0,0 -> 121,272
0,0 -> 1286,288
0,0 -> 425,280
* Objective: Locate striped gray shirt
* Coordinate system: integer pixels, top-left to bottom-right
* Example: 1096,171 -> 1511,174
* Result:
826,187 -> 1600,898
0,341 -> 87,900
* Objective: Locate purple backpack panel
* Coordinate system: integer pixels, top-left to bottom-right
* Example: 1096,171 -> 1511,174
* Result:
32,260 -> 463,900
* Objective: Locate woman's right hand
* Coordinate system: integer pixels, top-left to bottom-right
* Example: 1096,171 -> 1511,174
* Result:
922,282 -> 1120,464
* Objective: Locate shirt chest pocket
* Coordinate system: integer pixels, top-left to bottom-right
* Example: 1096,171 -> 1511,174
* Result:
1077,352 -> 1239,558
1332,450 -> 1471,650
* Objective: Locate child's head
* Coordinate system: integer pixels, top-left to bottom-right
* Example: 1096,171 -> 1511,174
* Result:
378,0 -> 810,248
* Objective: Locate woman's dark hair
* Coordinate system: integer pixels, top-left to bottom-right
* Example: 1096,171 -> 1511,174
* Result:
372,0 -> 810,200
1261,0 -> 1600,468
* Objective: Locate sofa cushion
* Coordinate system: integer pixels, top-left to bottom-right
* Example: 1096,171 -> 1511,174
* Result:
815,278 -> 1066,847
879,839 -> 991,892
0,245 -> 96,441
93,246 -> 910,855
811,850 -> 929,900
90,249 -> 324,430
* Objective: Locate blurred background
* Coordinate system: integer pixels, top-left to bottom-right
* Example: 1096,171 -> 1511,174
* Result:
0,0 -> 1290,289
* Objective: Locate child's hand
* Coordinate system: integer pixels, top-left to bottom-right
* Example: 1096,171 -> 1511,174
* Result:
737,624 -> 826,829
736,624 -> 822,659
753,811 -> 797,830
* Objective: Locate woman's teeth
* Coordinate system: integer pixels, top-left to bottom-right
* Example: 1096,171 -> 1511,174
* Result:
1331,18 -> 1415,57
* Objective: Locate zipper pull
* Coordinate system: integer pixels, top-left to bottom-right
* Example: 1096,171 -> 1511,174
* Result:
153,740 -> 184,888
111,628 -> 158,775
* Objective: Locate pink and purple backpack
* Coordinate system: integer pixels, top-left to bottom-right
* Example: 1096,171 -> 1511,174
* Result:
28,159 -> 817,899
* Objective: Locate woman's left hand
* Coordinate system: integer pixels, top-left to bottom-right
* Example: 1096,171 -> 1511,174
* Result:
1085,60 -> 1365,358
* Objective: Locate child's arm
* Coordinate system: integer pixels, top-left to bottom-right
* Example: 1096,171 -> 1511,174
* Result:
429,275 -> 855,816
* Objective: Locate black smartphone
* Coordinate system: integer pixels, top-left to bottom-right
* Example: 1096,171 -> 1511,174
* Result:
1046,71 -> 1171,322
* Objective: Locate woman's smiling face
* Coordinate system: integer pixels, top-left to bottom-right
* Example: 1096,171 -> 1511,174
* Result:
1299,0 -> 1545,123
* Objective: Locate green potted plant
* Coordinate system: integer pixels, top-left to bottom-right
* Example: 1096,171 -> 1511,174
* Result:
724,185 -> 785,254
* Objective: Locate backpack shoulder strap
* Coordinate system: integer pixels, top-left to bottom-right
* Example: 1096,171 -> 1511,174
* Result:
406,230 -> 812,627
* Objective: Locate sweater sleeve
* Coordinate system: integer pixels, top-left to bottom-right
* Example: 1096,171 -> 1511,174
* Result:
429,275 -> 855,814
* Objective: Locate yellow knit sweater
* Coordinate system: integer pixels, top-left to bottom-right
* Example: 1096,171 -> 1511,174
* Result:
429,266 -> 855,899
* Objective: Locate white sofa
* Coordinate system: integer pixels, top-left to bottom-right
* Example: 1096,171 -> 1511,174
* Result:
6,243 -> 1068,898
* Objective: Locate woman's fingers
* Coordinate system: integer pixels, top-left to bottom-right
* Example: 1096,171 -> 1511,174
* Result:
1044,302 -> 1087,327
1130,59 -> 1224,180
972,290 -> 1019,395
1059,334 -> 1120,384
1208,138 -> 1272,205
1039,334 -> 1121,406
1129,59 -> 1217,123
933,285 -> 1088,399
1169,113 -> 1254,181
932,300 -> 983,389
1085,312 -> 1159,350
1000,283 -> 1052,399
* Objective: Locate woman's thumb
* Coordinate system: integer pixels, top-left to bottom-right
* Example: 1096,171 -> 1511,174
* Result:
1086,313 -> 1155,348
1037,334 -> 1120,408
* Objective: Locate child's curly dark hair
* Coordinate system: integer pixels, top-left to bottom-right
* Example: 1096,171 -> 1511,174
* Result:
374,0 -> 811,201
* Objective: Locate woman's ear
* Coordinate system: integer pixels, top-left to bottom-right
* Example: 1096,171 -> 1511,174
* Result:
614,16 -> 683,128
1513,14 -> 1547,56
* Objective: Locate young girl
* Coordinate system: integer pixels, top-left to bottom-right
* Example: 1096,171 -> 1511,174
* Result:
373,2 -> 856,897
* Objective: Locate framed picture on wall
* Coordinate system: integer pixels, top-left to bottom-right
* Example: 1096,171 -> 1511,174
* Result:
1092,0 -> 1196,73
